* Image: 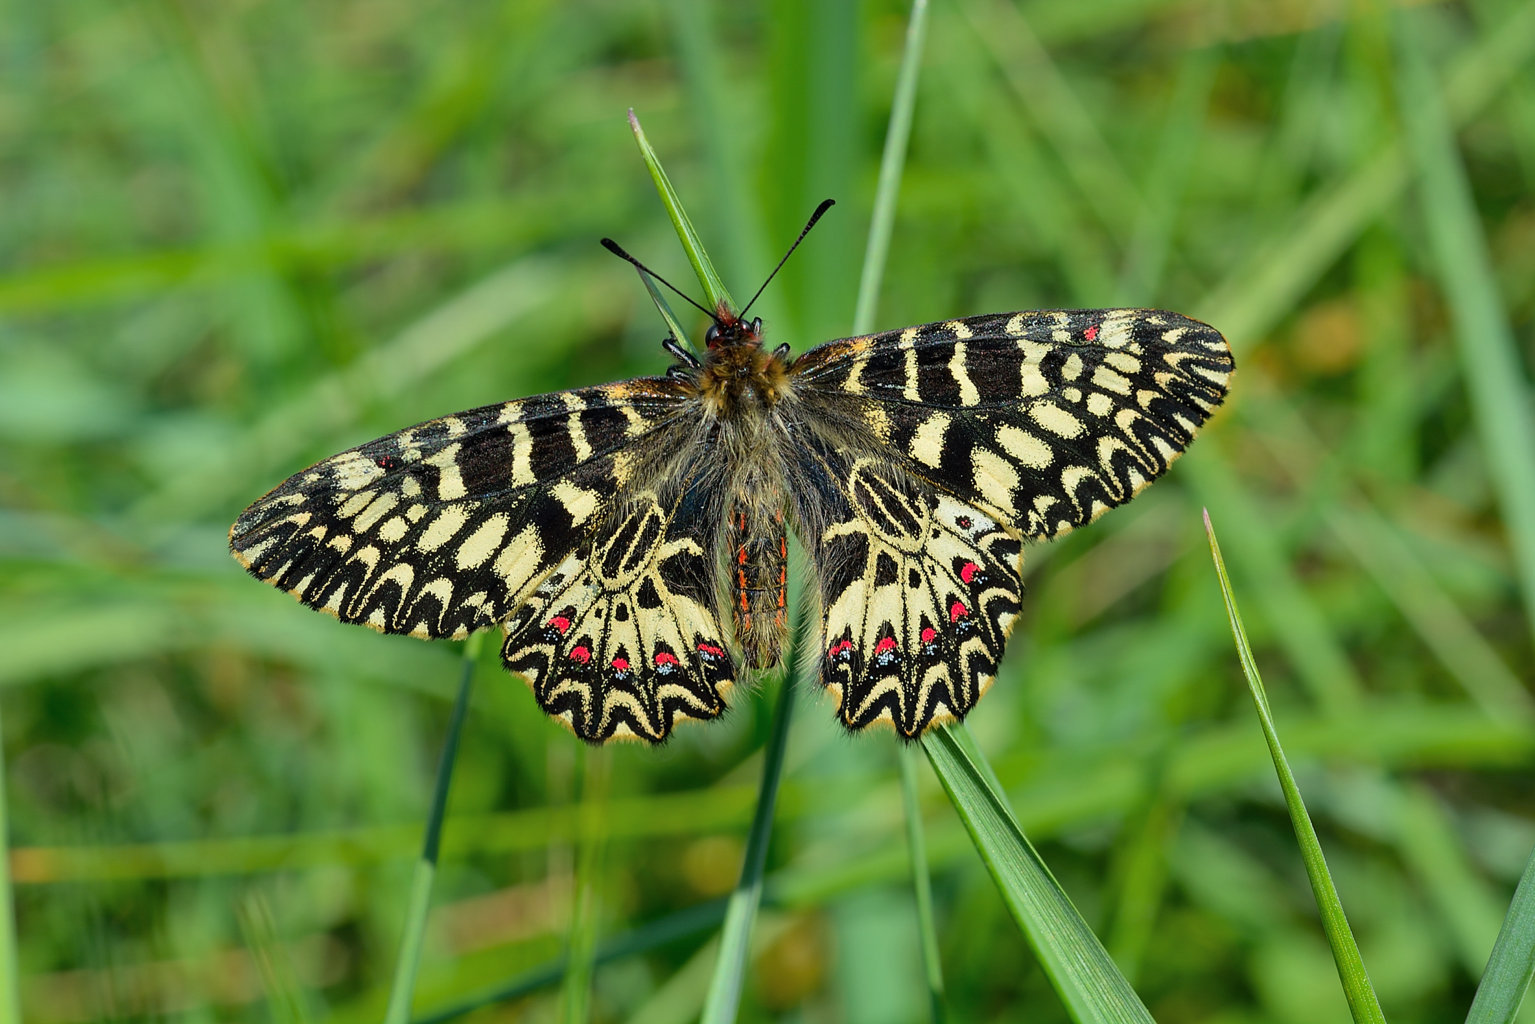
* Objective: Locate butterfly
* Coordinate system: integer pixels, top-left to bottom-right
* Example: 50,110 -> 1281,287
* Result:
230,212 -> 1233,744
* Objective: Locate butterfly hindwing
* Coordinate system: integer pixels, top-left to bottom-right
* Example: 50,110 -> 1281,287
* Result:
229,379 -> 696,641
499,471 -> 736,742
791,308 -> 1232,539
787,439 -> 1023,737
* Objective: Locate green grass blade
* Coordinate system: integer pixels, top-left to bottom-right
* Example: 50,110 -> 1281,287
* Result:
628,109 -> 734,312
638,271 -> 695,357
921,724 -> 1156,1024
1204,510 -> 1387,1024
1391,11 -> 1535,645
0,695 -> 21,1024
1467,846 -> 1535,1024
899,745 -> 947,1022
853,0 -> 929,335
383,633 -> 483,1024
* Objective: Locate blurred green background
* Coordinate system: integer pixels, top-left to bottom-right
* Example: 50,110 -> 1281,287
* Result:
3,0 -> 1534,1020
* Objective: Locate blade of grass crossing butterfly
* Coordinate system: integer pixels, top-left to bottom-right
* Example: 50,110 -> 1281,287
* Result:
384,633 -> 483,1024
0,696 -> 20,1024
638,272 -> 695,358
1465,845 -> 1535,1024
628,109 -> 734,312
627,102 -> 805,1022
922,724 -> 1156,1024
1204,510 -> 1387,1024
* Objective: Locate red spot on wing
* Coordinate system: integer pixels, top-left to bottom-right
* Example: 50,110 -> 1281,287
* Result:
655,652 -> 679,666
1084,324 -> 1100,341
827,639 -> 854,658
569,645 -> 591,664
698,642 -> 726,658
611,657 -> 630,672
949,601 -> 969,622
548,615 -> 571,634
920,627 -> 937,644
959,561 -> 979,584
874,636 -> 898,655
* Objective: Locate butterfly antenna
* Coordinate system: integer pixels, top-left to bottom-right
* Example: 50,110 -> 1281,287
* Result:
739,198 -> 836,320
600,238 -> 718,321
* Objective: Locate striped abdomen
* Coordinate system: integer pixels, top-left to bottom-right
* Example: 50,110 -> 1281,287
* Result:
726,499 -> 789,669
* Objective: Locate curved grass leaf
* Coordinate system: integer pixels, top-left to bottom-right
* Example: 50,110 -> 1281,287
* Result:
921,724 -> 1156,1024
1466,846 -> 1535,1024
1204,510 -> 1387,1024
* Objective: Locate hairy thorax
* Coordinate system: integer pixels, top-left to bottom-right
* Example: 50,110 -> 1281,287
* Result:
696,341 -> 791,422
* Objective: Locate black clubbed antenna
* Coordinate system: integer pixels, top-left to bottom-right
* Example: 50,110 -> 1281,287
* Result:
739,198 -> 835,320
600,238 -> 719,322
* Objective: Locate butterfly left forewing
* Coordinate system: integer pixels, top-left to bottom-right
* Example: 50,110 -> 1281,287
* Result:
230,380 -> 695,641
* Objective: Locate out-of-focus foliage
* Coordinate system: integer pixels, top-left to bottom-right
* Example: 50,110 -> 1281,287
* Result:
2,0 -> 1533,1021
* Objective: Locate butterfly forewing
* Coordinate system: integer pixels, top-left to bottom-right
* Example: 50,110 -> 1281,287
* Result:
791,308 -> 1233,539
229,379 -> 699,641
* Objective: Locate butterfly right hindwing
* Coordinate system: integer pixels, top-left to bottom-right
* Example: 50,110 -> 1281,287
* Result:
787,435 -> 1023,737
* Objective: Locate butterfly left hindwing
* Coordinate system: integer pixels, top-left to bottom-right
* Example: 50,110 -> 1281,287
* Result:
499,470 -> 736,743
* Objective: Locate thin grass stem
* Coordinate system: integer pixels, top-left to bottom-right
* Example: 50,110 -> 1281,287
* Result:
383,632 -> 483,1024
847,2 -> 948,1015
899,744 -> 947,1022
853,0 -> 929,335
562,745 -> 612,1023
699,634 -> 799,1024
0,695 -> 21,1024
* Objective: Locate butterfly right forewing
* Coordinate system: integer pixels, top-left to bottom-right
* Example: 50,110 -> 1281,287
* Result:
791,308 -> 1232,540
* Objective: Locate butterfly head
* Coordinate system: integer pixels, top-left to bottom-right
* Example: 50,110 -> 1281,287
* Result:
703,303 -> 764,350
